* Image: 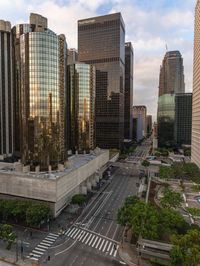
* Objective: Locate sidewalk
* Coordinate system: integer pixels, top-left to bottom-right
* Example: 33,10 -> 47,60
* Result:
118,230 -> 151,266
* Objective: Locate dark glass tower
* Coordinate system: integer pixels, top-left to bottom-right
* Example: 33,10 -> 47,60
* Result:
0,20 -> 13,157
158,51 -> 185,97
68,63 -> 96,152
175,93 -> 192,146
78,13 -> 125,149
12,14 -> 67,168
124,42 -> 133,140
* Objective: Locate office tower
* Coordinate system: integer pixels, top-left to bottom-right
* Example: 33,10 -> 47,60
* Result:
124,42 -> 133,140
175,93 -> 192,146
78,13 -> 125,149
68,63 -> 95,152
157,94 -> 175,147
133,106 -> 147,141
0,20 -> 13,158
159,51 -> 185,97
146,115 -> 152,134
192,0 -> 200,167
12,13 -> 67,168
68,48 -> 78,65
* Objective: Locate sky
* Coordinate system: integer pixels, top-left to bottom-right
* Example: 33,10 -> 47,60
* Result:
0,0 -> 196,120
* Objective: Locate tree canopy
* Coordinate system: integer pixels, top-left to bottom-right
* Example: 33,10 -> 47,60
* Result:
160,187 -> 183,208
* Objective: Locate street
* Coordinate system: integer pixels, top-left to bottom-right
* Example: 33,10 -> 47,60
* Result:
26,140 -> 151,266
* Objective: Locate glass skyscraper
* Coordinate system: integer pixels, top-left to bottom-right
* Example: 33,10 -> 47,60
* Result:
159,51 -> 185,97
12,14 -> 67,168
0,20 -> 13,157
68,63 -> 95,152
124,42 -> 133,140
78,13 -> 125,149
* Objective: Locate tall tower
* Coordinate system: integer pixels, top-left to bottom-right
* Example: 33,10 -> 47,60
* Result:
12,14 -> 67,168
124,42 -> 134,140
159,51 -> 185,96
0,20 -> 13,157
78,13 -> 125,149
192,0 -> 200,167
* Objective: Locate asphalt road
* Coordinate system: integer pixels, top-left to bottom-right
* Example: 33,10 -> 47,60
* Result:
26,140 -> 151,265
40,166 -> 139,266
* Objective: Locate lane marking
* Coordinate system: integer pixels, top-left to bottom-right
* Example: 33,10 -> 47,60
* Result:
88,235 -> 96,246
92,236 -> 99,247
102,240 -> 109,252
99,239 -> 105,251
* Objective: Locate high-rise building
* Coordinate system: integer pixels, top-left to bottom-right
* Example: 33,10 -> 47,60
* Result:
159,51 -> 185,96
124,42 -> 133,140
133,106 -> 147,141
0,20 -> 13,158
68,48 -> 78,65
175,93 -> 192,146
12,14 -> 67,168
192,0 -> 200,167
157,94 -> 175,147
146,115 -> 152,134
78,13 -> 125,149
68,63 -> 96,152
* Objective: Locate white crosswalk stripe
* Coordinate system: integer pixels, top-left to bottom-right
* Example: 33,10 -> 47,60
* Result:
66,226 -> 119,258
27,232 -> 59,261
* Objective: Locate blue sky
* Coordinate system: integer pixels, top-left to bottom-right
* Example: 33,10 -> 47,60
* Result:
0,0 -> 196,120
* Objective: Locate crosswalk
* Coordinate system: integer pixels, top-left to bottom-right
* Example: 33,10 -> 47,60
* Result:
65,226 -> 119,258
26,232 -> 59,261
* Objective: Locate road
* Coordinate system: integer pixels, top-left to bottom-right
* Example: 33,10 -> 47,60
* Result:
26,140 -> 151,266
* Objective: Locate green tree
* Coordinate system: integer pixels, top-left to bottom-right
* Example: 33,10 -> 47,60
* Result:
130,201 -> 159,240
183,162 -> 200,179
71,194 -> 87,206
141,160 -> 150,168
26,203 -> 51,227
187,207 -> 200,217
173,163 -> 184,179
0,224 -> 16,250
170,230 -> 200,266
159,166 -> 174,179
160,187 -> 183,208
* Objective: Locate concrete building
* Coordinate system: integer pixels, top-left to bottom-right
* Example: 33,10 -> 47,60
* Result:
0,149 -> 109,217
12,14 -> 68,168
78,13 -> 125,149
175,93 -> 192,146
158,51 -> 185,97
192,0 -> 200,167
133,106 -> 147,142
124,42 -> 133,140
0,20 -> 13,158
68,48 -> 78,65
68,63 -> 96,152
146,115 -> 152,135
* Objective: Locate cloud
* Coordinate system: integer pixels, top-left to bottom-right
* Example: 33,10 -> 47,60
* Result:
0,0 -> 195,120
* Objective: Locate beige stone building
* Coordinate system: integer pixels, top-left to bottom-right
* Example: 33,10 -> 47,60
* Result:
192,0 -> 200,167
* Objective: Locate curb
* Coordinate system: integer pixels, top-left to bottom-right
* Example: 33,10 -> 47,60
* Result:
118,245 -> 138,266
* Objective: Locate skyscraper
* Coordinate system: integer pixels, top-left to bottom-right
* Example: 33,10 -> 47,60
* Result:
146,115 -> 152,134
12,14 -> 67,168
0,20 -> 13,158
159,51 -> 185,96
124,42 -> 133,140
133,106 -> 147,141
78,13 -> 125,149
68,63 -> 96,152
68,48 -> 78,65
175,93 -> 192,146
192,0 -> 200,167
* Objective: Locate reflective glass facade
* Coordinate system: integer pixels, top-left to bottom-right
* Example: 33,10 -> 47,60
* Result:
12,14 -> 67,168
68,63 -> 95,151
0,20 -> 13,156
78,13 -> 125,149
157,94 -> 175,147
124,42 -> 133,140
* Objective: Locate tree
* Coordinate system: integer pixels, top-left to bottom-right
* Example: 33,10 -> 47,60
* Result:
187,207 -> 200,217
26,203 -> 51,227
141,160 -> 150,168
159,166 -> 174,179
170,230 -> 200,266
159,208 -> 189,238
183,163 -> 200,179
71,194 -> 87,206
173,163 -> 184,179
160,187 -> 183,208
117,196 -> 139,227
0,224 -> 16,250
130,201 -> 159,240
